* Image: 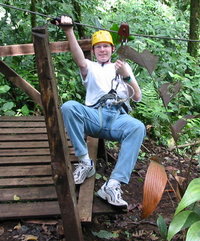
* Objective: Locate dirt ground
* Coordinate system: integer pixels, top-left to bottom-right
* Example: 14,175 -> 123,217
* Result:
0,139 -> 199,241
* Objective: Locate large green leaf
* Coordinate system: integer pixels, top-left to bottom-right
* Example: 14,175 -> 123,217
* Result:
167,211 -> 200,241
175,178 -> 200,215
110,23 -> 120,45
186,221 -> 200,241
0,85 -> 10,94
2,101 -> 15,111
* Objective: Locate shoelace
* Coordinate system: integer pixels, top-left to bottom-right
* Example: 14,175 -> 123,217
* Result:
116,185 -> 123,197
109,184 -> 124,199
74,162 -> 91,174
74,163 -> 85,174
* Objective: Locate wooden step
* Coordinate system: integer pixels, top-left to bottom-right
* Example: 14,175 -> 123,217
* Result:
0,116 -> 119,222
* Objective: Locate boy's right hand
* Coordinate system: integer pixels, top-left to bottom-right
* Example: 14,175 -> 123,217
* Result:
55,16 -> 73,31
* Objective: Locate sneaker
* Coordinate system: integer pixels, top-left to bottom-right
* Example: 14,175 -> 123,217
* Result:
73,160 -> 95,185
97,182 -> 128,207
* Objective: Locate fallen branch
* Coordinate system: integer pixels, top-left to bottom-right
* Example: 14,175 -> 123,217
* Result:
169,141 -> 200,150
141,144 -> 154,153
127,220 -> 157,227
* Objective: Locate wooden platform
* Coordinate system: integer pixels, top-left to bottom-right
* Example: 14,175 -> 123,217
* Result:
0,115 -> 122,222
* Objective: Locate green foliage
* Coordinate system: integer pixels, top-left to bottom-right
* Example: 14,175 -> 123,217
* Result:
0,84 -> 10,94
132,81 -> 171,142
157,178 -> 200,241
0,0 -> 199,147
105,140 -> 118,150
167,178 -> 200,241
94,0 -> 199,146
0,84 -> 14,115
0,55 -> 39,116
53,53 -> 85,104
186,221 -> 200,241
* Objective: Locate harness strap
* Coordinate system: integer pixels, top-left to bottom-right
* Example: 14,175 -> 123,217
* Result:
91,88 -> 119,105
88,89 -> 129,113
88,74 -> 130,112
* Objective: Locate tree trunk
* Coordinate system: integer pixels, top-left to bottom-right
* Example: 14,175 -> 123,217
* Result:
187,0 -> 200,57
71,0 -> 85,38
30,0 -> 36,29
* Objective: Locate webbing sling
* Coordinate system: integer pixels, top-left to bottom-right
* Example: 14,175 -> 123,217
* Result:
88,89 -> 129,113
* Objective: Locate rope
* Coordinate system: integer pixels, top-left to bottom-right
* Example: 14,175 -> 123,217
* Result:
0,3 -> 200,43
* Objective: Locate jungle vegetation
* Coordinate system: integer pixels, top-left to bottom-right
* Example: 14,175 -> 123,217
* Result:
0,1 -> 200,240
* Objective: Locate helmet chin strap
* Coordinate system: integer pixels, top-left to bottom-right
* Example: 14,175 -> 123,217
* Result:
94,46 -> 114,66
100,59 -> 110,66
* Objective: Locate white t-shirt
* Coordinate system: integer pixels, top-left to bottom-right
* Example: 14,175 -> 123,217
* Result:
81,59 -> 140,107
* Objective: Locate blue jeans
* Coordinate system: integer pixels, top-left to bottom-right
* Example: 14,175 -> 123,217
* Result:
61,100 -> 146,184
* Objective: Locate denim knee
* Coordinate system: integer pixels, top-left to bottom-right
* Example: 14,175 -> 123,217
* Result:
61,100 -> 81,124
136,121 -> 146,135
126,120 -> 146,138
61,100 -> 79,113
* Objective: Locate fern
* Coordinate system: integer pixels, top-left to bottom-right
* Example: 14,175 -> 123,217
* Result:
132,82 -> 171,142
134,82 -> 170,123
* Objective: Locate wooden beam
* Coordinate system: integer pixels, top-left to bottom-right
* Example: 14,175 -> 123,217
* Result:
0,202 -> 60,219
0,39 -> 91,57
78,137 -> 99,222
32,26 -> 83,241
0,60 -> 42,107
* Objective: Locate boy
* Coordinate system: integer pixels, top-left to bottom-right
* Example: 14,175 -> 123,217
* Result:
58,16 -> 145,207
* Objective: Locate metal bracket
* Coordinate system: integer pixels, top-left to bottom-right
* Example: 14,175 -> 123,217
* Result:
118,23 -> 130,44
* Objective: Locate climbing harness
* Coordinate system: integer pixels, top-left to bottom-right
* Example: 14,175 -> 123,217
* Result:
92,74 -> 135,133
89,73 -> 134,113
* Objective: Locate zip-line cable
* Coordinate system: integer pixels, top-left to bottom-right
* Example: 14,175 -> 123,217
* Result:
0,3 -> 200,43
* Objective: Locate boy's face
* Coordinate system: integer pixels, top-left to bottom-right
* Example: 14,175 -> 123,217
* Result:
93,43 -> 114,64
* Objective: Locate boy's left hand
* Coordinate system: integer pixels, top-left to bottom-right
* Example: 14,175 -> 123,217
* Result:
115,60 -> 129,78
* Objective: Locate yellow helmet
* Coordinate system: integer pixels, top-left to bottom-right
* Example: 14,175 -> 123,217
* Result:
91,30 -> 114,46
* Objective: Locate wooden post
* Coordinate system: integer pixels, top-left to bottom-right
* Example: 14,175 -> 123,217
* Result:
32,26 -> 83,241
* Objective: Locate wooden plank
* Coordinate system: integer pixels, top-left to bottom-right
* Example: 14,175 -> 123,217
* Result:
78,137 -> 99,222
0,134 -> 48,141
0,121 -> 46,127
0,198 -> 123,219
0,43 -> 34,57
0,151 -> 73,161
0,165 -> 52,177
50,40 -> 91,54
69,154 -> 79,162
0,156 -> 51,164
0,127 -> 47,134
0,141 -> 49,149
0,148 -> 75,157
0,116 -> 44,121
0,148 -> 50,156
0,177 -> 53,186
0,201 -> 60,219
0,39 -> 91,57
92,196 -> 127,214
0,186 -> 57,201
